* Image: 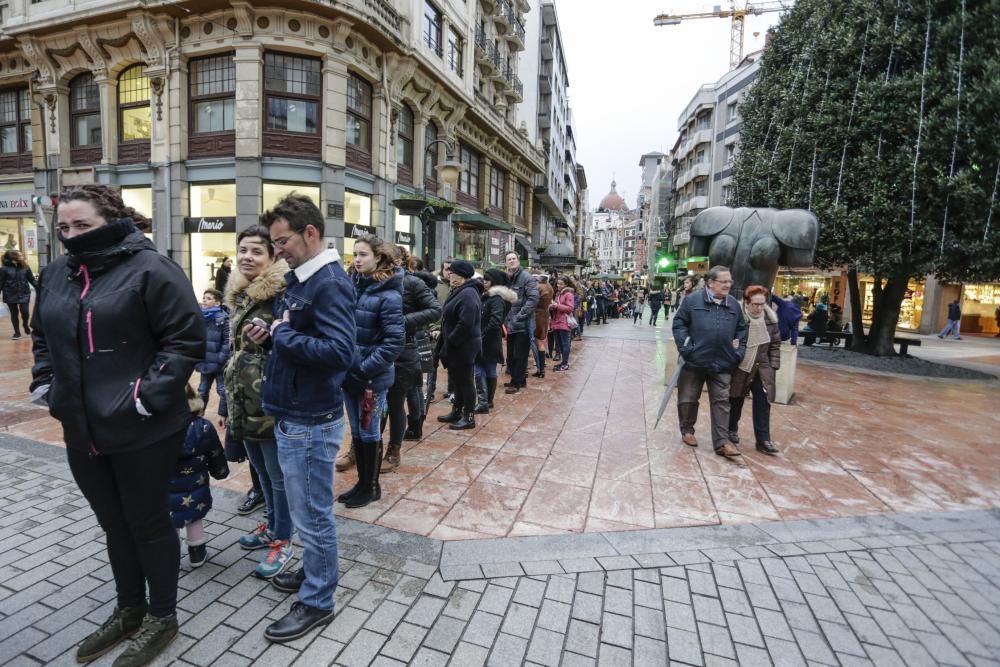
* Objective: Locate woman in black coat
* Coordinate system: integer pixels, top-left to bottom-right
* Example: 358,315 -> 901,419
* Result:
436,260 -> 483,430
0,249 -> 37,339
474,268 -> 516,414
31,184 -> 204,664
382,247 -> 441,471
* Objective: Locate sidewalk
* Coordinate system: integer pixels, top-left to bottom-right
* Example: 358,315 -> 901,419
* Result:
1,435 -> 999,666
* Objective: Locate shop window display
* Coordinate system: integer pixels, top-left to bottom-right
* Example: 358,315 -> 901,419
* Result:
860,278 -> 923,330
961,283 -> 1000,334
189,183 -> 236,293
0,217 -> 37,272
262,182 -> 320,213
344,191 -> 373,264
454,226 -> 487,264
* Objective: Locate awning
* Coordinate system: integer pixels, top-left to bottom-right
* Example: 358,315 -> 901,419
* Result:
452,213 -> 513,232
514,234 -> 539,262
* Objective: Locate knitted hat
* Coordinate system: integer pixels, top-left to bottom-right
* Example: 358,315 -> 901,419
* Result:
484,268 -> 508,286
450,260 -> 475,279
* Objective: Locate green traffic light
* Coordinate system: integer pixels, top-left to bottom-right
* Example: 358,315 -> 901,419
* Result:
658,257 -> 671,268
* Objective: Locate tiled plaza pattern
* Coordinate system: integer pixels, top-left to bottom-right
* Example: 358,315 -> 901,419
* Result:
2,442 -> 1000,666
2,317 -> 998,540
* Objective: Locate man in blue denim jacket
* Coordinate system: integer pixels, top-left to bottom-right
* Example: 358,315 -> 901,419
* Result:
247,194 -> 356,643
672,266 -> 748,459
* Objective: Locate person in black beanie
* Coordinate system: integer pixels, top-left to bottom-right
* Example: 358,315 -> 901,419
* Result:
436,259 -> 483,430
30,184 -> 205,667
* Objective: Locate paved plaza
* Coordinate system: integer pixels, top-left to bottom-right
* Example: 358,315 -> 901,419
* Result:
1,316 -> 999,665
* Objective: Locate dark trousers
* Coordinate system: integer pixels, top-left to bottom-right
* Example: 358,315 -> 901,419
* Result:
676,366 -> 732,450
729,374 -> 771,443
507,332 -> 530,387
406,383 -> 424,419
448,362 -> 476,414
387,364 -> 422,445
649,305 -> 662,325
67,431 -> 184,617
8,301 -> 30,335
198,371 -> 227,416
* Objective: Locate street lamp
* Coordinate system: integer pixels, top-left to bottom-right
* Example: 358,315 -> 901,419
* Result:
392,139 -> 463,268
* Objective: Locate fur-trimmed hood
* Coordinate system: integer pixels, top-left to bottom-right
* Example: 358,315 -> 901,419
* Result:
487,285 -> 518,303
224,259 -> 289,310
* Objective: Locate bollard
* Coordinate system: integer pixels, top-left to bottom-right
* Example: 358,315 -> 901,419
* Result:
774,342 -> 797,404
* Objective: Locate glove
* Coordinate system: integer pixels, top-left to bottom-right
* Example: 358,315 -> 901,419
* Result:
30,384 -> 50,407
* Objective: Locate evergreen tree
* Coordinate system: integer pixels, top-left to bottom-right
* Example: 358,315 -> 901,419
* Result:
732,0 -> 1000,355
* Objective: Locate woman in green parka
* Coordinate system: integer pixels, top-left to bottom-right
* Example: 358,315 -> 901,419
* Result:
222,225 -> 295,580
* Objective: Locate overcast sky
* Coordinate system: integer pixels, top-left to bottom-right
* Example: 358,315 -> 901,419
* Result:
555,1 -> 783,211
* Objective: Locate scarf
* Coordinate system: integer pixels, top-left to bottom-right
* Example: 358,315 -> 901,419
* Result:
739,310 -> 771,373
59,218 -> 136,257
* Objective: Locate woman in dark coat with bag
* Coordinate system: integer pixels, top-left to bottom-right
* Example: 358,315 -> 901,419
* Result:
437,260 -> 483,430
382,247 -> 441,472
728,285 -> 781,455
0,249 -> 37,339
474,268 -> 516,414
336,235 -> 404,509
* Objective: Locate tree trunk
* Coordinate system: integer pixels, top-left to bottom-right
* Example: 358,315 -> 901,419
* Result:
868,273 -> 910,356
846,267 -> 868,353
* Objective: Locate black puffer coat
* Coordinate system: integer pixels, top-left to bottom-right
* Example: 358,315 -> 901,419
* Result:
438,279 -> 483,368
0,263 -> 36,304
31,221 -> 205,454
396,272 -> 441,374
479,286 -> 516,365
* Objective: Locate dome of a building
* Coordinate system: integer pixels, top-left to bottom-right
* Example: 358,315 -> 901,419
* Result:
598,179 -> 629,212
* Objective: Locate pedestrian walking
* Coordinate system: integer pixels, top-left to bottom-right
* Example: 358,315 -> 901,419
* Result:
336,235 -> 404,508
633,288 -> 647,325
647,287 -> 663,326
214,257 -> 232,292
728,286 -> 781,455
533,275 -> 554,377
224,225 -> 296,579
661,285 -> 673,317
436,260 -> 483,429
503,251 -> 539,394
254,194 -> 357,643
170,386 -> 229,569
474,268 -> 516,413
0,249 -> 36,339
672,266 -> 748,459
938,299 -> 963,340
31,184 -> 205,666
381,247 -> 440,472
550,276 -> 576,371
195,288 -> 230,419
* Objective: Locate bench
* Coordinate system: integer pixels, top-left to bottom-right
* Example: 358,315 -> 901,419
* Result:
802,330 -> 923,356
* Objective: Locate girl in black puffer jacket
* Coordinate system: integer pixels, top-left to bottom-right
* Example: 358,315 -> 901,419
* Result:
336,235 -> 404,509
381,247 -> 441,472
0,249 -> 36,339
474,269 -> 516,413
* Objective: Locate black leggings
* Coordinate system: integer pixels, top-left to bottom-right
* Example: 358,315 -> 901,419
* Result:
507,332 -> 530,387
8,301 -> 29,335
67,432 -> 184,618
386,364 -> 422,445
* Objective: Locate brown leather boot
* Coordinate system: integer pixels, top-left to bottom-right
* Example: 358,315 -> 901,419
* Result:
715,442 -> 742,458
380,443 -> 401,473
335,439 -> 357,472
681,433 -> 698,447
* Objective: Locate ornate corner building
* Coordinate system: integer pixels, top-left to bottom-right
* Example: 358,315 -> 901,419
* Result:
0,0 -> 546,286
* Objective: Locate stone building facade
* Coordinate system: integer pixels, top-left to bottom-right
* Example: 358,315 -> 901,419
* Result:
0,0 -> 544,287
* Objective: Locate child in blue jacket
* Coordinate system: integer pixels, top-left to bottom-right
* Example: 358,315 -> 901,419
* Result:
170,385 -> 229,568
196,288 -> 231,419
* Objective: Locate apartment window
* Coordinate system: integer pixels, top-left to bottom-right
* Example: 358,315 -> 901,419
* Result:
0,88 -> 30,155
489,165 -> 506,210
695,148 -> 706,163
264,53 -> 321,134
190,54 -> 236,133
119,65 -> 151,143
727,101 -> 739,123
346,73 -> 372,151
726,143 -> 736,164
424,121 -> 439,186
396,103 -> 414,170
515,181 -> 526,218
424,1 -> 443,56
459,143 -> 479,198
721,185 -> 732,204
695,181 -> 707,197
70,73 -> 101,148
448,28 -> 464,76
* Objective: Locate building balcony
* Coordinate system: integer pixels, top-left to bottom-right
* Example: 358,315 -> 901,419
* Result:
674,195 -> 708,217
508,19 -> 526,50
676,161 -> 711,189
495,0 -> 513,34
538,111 -> 551,129
539,72 -> 552,94
504,73 -> 523,102
541,37 -> 553,61
475,28 -> 497,67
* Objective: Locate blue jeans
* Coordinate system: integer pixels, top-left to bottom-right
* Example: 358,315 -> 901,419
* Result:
275,416 -> 343,611
529,326 -> 543,371
344,390 -> 388,441
938,319 -> 961,339
198,371 -> 227,416
474,362 -> 498,380
243,438 -> 292,541
555,329 -> 571,366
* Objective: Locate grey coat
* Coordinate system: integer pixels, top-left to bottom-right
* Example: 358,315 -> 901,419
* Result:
503,268 -> 539,335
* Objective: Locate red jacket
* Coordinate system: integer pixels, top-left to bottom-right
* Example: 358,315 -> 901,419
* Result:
549,288 -> 576,331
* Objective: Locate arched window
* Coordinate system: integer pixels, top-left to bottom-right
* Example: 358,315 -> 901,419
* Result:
424,121 -> 438,190
396,103 -> 414,185
118,65 -> 151,163
346,73 -> 372,170
70,73 -> 101,164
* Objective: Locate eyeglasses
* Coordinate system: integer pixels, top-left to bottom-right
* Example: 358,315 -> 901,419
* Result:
271,232 -> 301,248
710,279 -> 733,285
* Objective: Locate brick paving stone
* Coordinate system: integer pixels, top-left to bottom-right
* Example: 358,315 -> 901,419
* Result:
633,580 -> 662,610
423,615 -> 467,654
526,627 -> 565,666
571,591 -> 603,624
292,636 -> 345,666
463,611 -> 503,648
536,599 -> 571,633
381,622 -> 429,663
596,643 -> 631,665
752,607 -> 795,642
734,643 -> 774,666
512,577 -> 547,607
406,594 -> 448,628
576,571 -> 605,595
486,633 -> 528,666
500,602 -> 538,639
818,619 -> 866,657
698,621 -> 736,659
477,584 -> 514,616
565,619 -> 600,658
633,605 -> 666,642
602,586 -> 632,617
410,646 -> 450,666
545,575 -> 577,604
666,627 -> 704,666
664,600 -> 697,632
762,635 -> 807,667
633,635 -> 667,664
600,612 -> 633,649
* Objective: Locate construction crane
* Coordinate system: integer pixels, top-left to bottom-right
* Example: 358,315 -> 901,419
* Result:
654,2 -> 792,69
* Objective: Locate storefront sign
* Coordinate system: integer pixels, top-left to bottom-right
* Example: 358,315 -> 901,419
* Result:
488,231 -> 506,263
395,231 -> 415,245
23,228 -> 36,251
183,217 -> 236,233
345,223 -> 376,239
0,192 -> 34,214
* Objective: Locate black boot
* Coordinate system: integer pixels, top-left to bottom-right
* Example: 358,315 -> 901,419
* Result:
473,375 -> 490,414
486,378 -> 498,408
336,438 -> 363,504
345,440 -> 381,508
437,407 -> 461,423
403,415 -> 422,441
450,410 -> 477,431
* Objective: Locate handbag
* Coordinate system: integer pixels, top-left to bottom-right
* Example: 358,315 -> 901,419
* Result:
415,330 -> 435,373
566,313 -> 579,330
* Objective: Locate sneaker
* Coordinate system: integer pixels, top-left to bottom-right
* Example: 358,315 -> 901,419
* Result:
239,523 -> 273,551
112,614 -> 178,667
237,489 -> 265,515
188,543 -> 207,569
76,604 -> 146,663
255,540 -> 294,579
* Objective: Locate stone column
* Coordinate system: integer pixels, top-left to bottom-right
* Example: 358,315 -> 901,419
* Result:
774,344 -> 798,405
413,111 -> 426,185
96,74 -> 117,165
505,170 -> 516,224
323,54 -> 348,168
480,156 -> 492,211
234,44 -> 263,229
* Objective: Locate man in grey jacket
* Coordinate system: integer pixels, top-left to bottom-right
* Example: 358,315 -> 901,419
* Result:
672,266 -> 748,458
503,251 -> 539,394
